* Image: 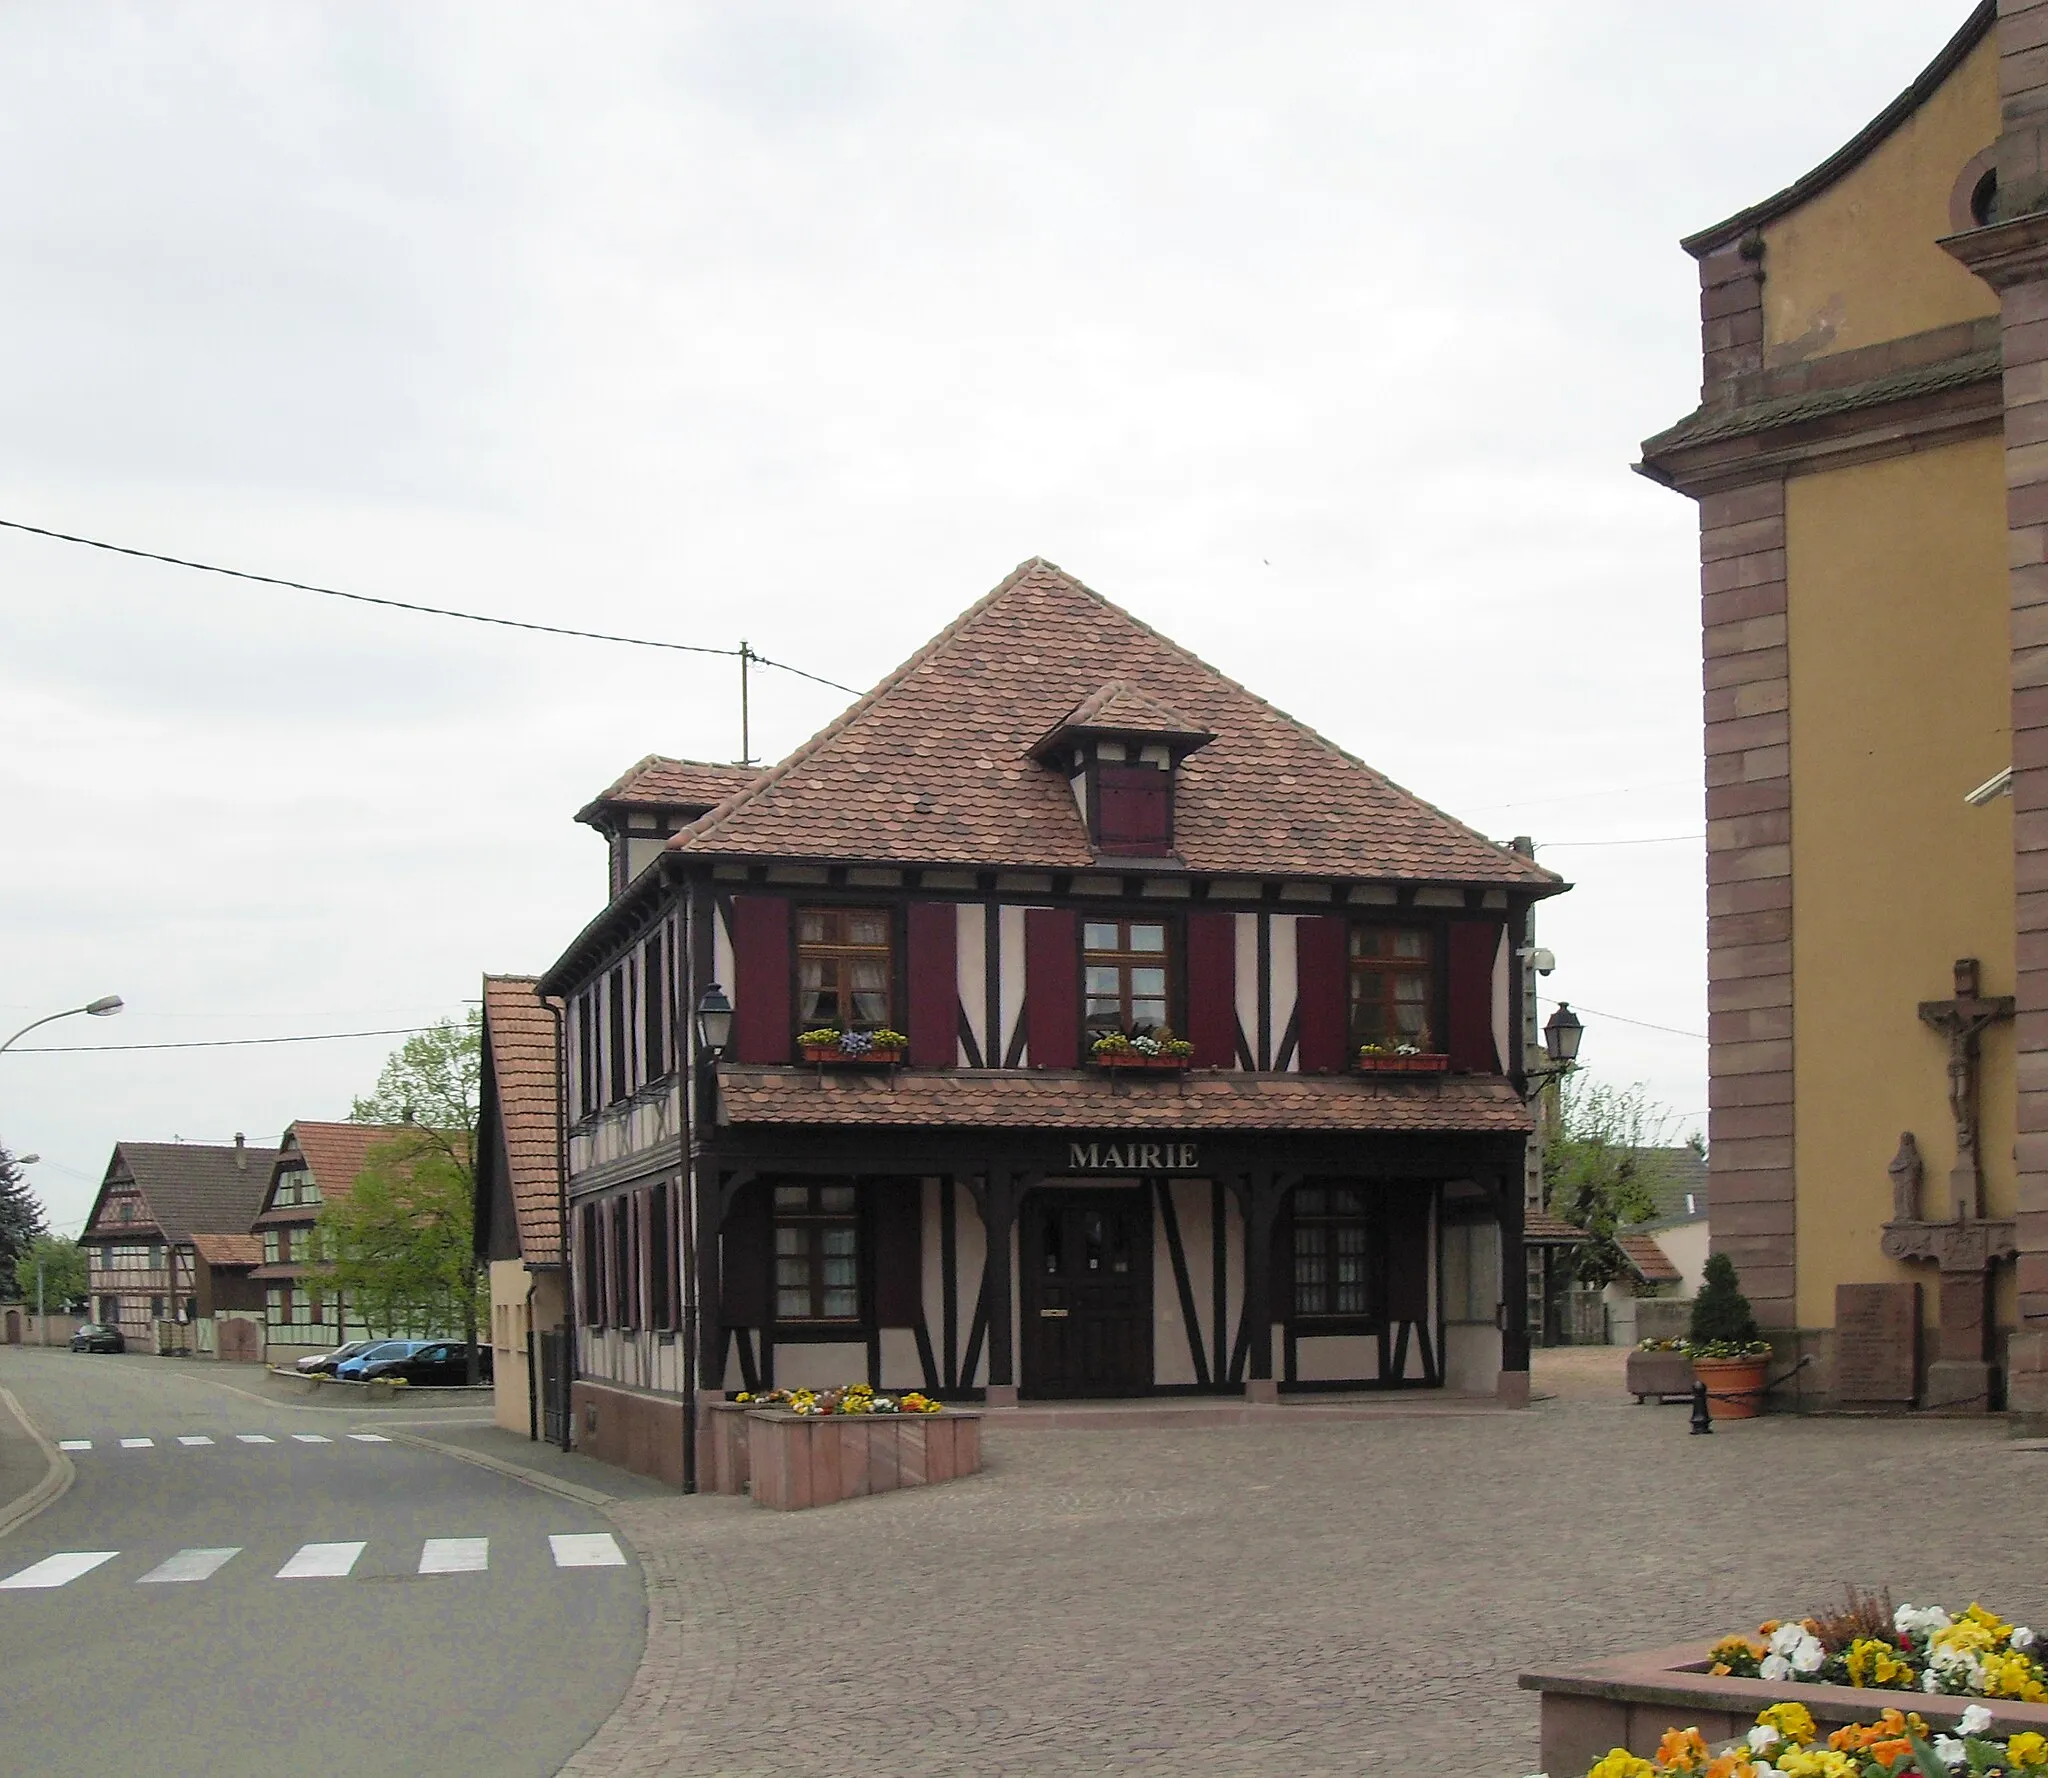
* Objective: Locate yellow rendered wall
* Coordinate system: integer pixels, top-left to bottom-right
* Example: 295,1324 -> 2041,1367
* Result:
489,1259 -> 565,1435
1787,436 -> 2014,1330
1760,33 -> 1997,363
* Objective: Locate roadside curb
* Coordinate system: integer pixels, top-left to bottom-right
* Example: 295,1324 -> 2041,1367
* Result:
385,1428 -> 620,1510
0,1384 -> 75,1543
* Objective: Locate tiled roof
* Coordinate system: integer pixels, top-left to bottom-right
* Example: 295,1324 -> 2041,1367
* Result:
1046,680 -> 1212,745
1633,1147 -> 1709,1224
482,974 -> 563,1265
97,1141 -> 280,1241
1523,1209 -> 1588,1244
575,756 -> 762,827
715,1068 -> 1532,1133
1641,349 -> 1999,456
1618,1233 -> 1682,1286
668,560 -> 1562,887
190,1233 -> 261,1267
273,1121 -> 412,1210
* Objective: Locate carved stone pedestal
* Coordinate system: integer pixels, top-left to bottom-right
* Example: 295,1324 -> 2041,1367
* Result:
1880,1215 -> 2014,1414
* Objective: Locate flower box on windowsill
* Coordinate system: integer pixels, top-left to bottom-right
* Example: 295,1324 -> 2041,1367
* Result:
800,1045 -> 906,1067
1090,1050 -> 1193,1073
1353,1052 -> 1450,1076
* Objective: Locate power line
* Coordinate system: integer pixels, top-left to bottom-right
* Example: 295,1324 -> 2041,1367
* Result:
1541,996 -> 1706,1042
7,1025 -> 432,1054
0,515 -> 860,694
1537,834 -> 1704,849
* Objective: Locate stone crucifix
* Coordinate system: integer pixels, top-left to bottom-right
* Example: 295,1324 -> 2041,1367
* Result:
1916,957 -> 2014,1221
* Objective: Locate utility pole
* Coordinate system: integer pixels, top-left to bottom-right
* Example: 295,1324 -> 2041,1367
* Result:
739,640 -> 754,765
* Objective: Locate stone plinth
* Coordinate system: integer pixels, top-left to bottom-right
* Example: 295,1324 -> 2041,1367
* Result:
745,1409 -> 982,1511
1522,1644 -> 2048,1776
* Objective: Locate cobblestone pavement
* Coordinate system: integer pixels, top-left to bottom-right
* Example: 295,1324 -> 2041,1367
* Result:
560,1353 -> 2048,1778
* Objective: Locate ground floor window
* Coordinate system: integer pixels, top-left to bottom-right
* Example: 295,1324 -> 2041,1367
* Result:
774,1183 -> 859,1322
99,1295 -> 120,1324
1290,1186 -> 1370,1318
1440,1220 -> 1499,1324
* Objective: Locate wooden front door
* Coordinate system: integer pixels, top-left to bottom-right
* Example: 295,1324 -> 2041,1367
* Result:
1020,1189 -> 1152,1398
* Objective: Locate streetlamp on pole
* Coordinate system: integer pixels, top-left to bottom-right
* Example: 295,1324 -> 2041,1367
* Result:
0,995 -> 124,1054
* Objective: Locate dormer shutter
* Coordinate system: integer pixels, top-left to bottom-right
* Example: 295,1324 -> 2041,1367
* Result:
731,896 -> 792,1064
1096,764 -> 1170,854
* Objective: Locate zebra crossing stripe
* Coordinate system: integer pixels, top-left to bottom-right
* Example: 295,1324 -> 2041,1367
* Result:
235,1434 -> 274,1444
291,1434 -> 331,1444
118,1438 -> 153,1449
57,1440 -> 89,1452
137,1547 -> 239,1585
177,1436 -> 214,1446
276,1541 -> 365,1579
0,1551 -> 118,1590
418,1537 -> 488,1574
347,1432 -> 390,1443
550,1533 -> 625,1569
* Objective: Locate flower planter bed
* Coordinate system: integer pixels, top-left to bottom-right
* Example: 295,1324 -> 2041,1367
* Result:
1090,1053 -> 1192,1072
1353,1053 -> 1450,1076
744,1407 -> 981,1511
1625,1347 -> 1696,1402
1520,1644 -> 2048,1777
799,1045 -> 905,1066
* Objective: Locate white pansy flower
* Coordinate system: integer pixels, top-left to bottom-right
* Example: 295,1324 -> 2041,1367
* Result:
1923,1669 -> 1944,1693
1760,1654 -> 1793,1682
2015,1626 -> 2037,1651
1748,1724 -> 1782,1754
1791,1637 -> 1824,1675
1934,1734 -> 1967,1768
1960,1704 -> 1994,1737
1896,1603 -> 1919,1633
1768,1624 -> 1807,1656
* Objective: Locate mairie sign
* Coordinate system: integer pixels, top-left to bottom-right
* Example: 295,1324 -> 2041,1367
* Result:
1067,1140 -> 1198,1172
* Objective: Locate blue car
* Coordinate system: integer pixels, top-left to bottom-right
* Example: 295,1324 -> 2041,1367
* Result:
334,1339 -> 433,1380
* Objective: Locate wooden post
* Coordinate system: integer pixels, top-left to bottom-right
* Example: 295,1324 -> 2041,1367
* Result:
980,1170 -> 1017,1406
1242,1170 -> 1281,1400
1499,1169 -> 1531,1404
694,1163 -> 723,1392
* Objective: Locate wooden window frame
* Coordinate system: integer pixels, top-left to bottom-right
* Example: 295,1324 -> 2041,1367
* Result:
1081,916 -> 1175,1038
1289,1186 -> 1376,1327
580,1203 -> 603,1328
771,1182 -> 863,1327
795,906 -> 895,1033
643,928 -> 669,1081
1347,922 -> 1439,1051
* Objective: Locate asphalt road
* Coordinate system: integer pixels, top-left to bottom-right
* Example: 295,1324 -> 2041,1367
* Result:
0,1346 -> 646,1778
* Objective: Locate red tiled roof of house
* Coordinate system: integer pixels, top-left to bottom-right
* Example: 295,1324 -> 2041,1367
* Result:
1618,1232 -> 1682,1285
482,975 -> 563,1265
271,1121 -> 412,1211
1043,679 -> 1213,747
190,1233 -> 261,1267
1523,1209 -> 1588,1244
575,756 -> 761,827
667,559 -> 1563,886
715,1068 -> 1532,1133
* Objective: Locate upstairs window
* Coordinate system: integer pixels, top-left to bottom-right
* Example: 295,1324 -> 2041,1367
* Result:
1084,920 -> 1171,1036
797,908 -> 892,1030
1292,1186 -> 1371,1319
1095,763 -> 1170,854
773,1183 -> 860,1322
262,1231 -> 281,1265
1349,926 -> 1434,1049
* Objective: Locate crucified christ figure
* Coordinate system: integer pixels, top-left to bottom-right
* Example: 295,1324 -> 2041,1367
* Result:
1917,958 -> 2014,1222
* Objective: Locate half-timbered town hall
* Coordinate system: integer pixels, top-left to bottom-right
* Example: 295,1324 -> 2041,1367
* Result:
537,559 -> 1565,1482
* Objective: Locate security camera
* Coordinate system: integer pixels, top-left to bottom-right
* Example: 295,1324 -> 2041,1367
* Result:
1518,946 -> 1556,975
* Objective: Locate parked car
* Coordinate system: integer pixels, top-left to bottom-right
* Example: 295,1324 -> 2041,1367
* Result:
356,1341 -> 492,1387
295,1339 -> 380,1376
69,1323 -> 125,1354
333,1339 -> 433,1381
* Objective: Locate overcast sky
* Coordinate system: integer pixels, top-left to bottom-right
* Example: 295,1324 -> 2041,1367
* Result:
0,2 -> 1971,1234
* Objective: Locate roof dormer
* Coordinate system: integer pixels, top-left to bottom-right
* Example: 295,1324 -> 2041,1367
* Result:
1031,681 -> 1215,858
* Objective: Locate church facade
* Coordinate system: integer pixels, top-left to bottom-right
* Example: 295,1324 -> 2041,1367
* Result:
1639,0 -> 2048,1413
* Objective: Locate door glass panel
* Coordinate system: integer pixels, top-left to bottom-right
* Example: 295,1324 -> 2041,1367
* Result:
1110,1215 -> 1132,1275
819,1185 -> 856,1213
1084,1212 -> 1104,1272
1043,1209 -> 1063,1274
774,1186 -> 807,1212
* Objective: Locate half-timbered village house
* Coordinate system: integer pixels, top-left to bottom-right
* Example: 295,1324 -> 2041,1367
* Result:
540,559 -> 1565,1483
82,1136 -> 278,1355
250,1119 -> 408,1362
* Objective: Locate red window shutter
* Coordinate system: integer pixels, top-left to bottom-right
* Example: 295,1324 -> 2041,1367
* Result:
1024,907 -> 1081,1069
1186,912 -> 1236,1068
1293,915 -> 1348,1074
906,902 -> 958,1067
1446,920 -> 1502,1074
1096,765 -> 1170,854
719,1180 -> 771,1326
873,1179 -> 923,1327
731,896 -> 792,1064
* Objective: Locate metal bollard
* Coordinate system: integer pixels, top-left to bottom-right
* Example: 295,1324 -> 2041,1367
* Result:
1690,1379 -> 1712,1435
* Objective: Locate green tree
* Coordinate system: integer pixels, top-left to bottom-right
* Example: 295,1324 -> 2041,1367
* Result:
0,1144 -> 48,1300
321,1011 -> 485,1377
1541,1074 -> 1676,1288
14,1233 -> 86,1312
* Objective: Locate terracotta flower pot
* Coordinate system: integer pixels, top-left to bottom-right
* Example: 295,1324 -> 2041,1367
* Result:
1692,1354 -> 1770,1419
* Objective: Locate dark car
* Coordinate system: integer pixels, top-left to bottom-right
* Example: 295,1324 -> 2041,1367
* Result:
356,1341 -> 492,1387
295,1339 -> 381,1376
70,1323 -> 125,1354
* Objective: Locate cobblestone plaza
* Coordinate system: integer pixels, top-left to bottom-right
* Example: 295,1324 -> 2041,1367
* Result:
562,1352 -> 2048,1777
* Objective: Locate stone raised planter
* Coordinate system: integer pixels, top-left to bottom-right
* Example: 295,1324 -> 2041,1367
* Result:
745,1408 -> 981,1511
1521,1643 -> 2048,1776
1625,1348 -> 1695,1402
